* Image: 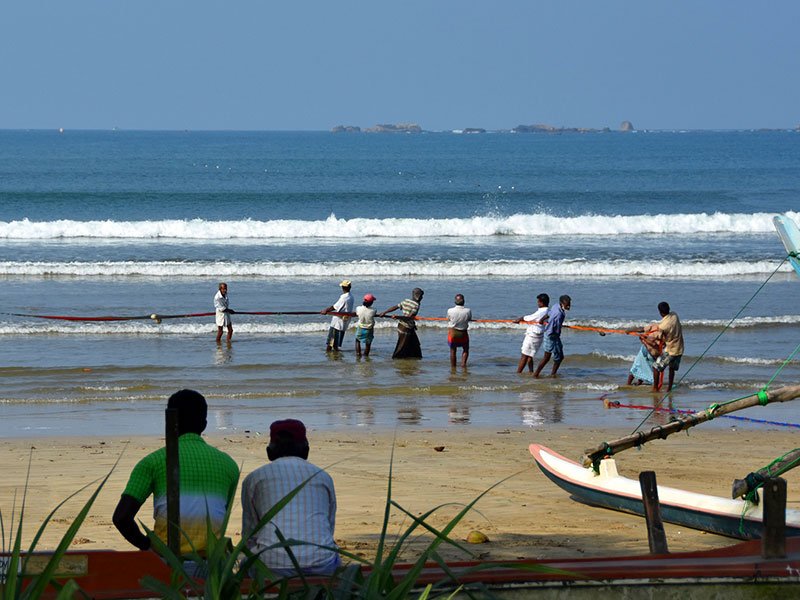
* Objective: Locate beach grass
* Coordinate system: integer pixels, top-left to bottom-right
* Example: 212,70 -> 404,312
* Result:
0,449 -> 116,599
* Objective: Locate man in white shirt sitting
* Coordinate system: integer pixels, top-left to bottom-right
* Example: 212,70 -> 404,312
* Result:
241,419 -> 340,576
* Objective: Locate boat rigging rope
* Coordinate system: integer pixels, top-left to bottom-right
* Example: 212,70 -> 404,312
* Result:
740,447 -> 800,535
629,253 -> 793,435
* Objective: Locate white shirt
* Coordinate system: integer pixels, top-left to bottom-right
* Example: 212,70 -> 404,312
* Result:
242,457 -> 338,571
214,290 -> 229,313
447,305 -> 472,330
329,292 -> 354,331
524,307 -> 549,336
356,305 -> 377,329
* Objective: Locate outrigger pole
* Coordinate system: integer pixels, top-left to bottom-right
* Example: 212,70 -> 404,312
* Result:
732,448 -> 800,500
582,384 -> 800,469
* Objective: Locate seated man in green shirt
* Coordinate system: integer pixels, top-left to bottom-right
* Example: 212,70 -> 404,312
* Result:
112,389 -> 239,555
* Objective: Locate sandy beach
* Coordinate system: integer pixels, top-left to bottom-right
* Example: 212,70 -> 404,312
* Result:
3,426 -> 798,563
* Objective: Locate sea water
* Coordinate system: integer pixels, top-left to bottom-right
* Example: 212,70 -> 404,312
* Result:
1,129 -> 799,436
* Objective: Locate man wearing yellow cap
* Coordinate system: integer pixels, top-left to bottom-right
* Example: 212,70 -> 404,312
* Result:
322,280 -> 354,351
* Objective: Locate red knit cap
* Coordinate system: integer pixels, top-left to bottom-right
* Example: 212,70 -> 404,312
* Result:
269,419 -> 307,444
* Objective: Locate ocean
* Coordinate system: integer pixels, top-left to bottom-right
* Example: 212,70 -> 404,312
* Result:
1,129 -> 799,436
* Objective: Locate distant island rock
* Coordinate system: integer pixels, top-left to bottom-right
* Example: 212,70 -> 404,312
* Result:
454,128 -> 486,134
331,125 -> 361,133
620,121 -> 635,132
512,123 -> 610,134
364,123 -> 422,133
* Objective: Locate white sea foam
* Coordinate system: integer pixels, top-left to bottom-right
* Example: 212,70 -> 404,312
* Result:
0,211 -> 797,240
591,350 -> 637,362
589,350 -> 789,366
3,314 -> 798,335
0,320 -> 400,336
0,259 -> 791,279
572,315 -> 800,330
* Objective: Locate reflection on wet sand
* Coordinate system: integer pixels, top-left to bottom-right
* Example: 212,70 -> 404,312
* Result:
397,400 -> 422,424
214,342 -> 233,365
519,390 -> 564,427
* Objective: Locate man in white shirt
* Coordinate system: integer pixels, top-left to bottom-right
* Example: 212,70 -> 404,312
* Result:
241,419 -> 339,577
322,280 -> 354,352
214,282 -> 235,343
447,293 -> 473,368
516,293 -> 549,373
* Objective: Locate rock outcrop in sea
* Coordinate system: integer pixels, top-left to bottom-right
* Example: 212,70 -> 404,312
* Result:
331,125 -> 361,133
620,121 -> 635,132
512,123 -> 610,134
364,123 -> 422,133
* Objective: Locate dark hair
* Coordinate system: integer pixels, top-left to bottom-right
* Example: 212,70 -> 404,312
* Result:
167,389 -> 207,435
268,438 -> 310,460
454,293 -> 465,306
536,293 -> 550,305
658,301 -> 670,315
560,295 -> 571,305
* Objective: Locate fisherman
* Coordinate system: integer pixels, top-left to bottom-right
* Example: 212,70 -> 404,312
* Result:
628,302 -> 684,391
379,287 -> 424,359
534,295 -> 571,378
214,282 -> 235,343
652,302 -> 684,392
241,419 -> 339,576
112,389 -> 239,557
447,293 -> 472,368
355,293 -> 377,358
322,280 -> 354,352
516,293 -> 549,373
626,323 -> 662,386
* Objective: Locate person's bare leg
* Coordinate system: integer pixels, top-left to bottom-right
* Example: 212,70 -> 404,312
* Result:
461,349 -> 469,368
364,341 -> 371,357
534,352 -> 551,378
627,373 -> 635,385
652,368 -> 662,391
517,355 -> 530,373
450,348 -> 457,368
666,366 -> 676,392
216,326 -> 223,343
550,359 -> 562,377
226,326 -> 233,342
355,339 -> 362,358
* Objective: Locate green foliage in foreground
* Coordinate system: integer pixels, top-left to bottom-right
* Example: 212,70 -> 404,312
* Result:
0,449 -> 117,600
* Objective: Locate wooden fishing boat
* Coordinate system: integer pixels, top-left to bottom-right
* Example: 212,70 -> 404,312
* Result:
6,540 -> 800,599
531,443 -> 800,540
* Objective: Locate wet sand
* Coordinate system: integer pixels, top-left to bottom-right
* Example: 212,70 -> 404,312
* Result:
2,426 -> 798,563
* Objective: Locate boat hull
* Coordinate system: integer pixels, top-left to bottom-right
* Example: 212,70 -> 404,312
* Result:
530,443 -> 800,540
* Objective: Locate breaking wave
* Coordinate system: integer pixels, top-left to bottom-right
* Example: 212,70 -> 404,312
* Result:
0,211 -> 797,240
0,259 -> 792,279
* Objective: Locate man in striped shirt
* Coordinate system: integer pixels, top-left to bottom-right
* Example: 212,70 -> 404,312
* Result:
241,419 -> 339,576
379,287 -> 425,359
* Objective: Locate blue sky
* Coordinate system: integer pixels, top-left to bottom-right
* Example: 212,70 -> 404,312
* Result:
1,1 -> 798,131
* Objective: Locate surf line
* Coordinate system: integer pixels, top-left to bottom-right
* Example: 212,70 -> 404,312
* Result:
0,309 -> 640,336
0,310 -> 346,323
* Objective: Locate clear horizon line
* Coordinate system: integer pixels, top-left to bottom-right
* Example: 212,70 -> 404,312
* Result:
0,126 -> 798,134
